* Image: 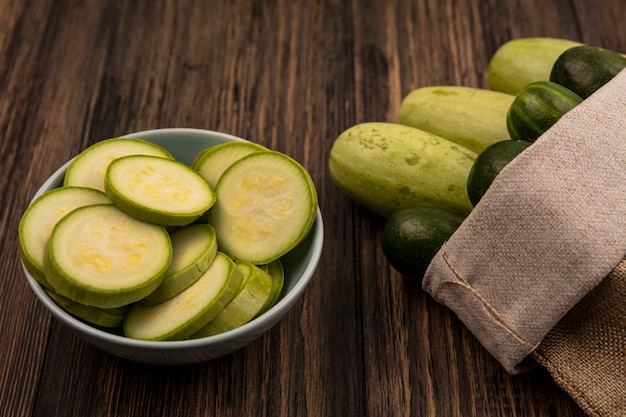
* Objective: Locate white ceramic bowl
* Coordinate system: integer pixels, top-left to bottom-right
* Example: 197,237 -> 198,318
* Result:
22,128 -> 324,365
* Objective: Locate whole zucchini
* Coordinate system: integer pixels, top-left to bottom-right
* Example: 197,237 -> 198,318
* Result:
506,81 -> 583,142
399,86 -> 515,153
550,45 -> 626,98
487,37 -> 583,95
328,122 -> 476,218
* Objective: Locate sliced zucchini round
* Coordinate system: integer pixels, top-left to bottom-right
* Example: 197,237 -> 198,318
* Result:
256,259 -> 285,317
44,204 -> 172,308
19,186 -> 111,289
63,137 -> 173,192
191,261 -> 272,337
192,141 -> 268,189
105,155 -> 216,226
124,252 -> 242,341
142,224 -> 218,305
209,151 -> 318,264
46,290 -> 130,328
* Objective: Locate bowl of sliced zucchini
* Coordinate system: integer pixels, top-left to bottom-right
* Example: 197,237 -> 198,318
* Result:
19,128 -> 323,365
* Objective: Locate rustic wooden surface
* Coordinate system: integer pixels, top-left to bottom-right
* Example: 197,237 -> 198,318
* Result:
1,1 -> 624,416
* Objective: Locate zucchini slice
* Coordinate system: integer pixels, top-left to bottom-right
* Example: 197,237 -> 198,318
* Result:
209,151 -> 318,264
63,138 -> 173,192
142,224 -> 218,305
104,155 -> 216,226
256,259 -> 285,317
44,204 -> 172,308
19,186 -> 111,289
124,252 -> 242,341
192,141 -> 268,189
191,261 -> 272,337
46,290 -> 130,328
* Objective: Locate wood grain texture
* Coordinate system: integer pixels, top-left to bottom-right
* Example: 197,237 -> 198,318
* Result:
1,0 -> 624,416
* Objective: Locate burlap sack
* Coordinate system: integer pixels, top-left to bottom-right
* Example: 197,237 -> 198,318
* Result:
423,69 -> 626,416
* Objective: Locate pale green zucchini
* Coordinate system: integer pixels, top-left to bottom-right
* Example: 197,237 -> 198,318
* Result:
399,86 -> 515,153
44,204 -> 172,309
328,122 -> 476,218
487,37 -> 583,95
191,261 -> 272,338
124,252 -> 242,341
19,186 -> 111,290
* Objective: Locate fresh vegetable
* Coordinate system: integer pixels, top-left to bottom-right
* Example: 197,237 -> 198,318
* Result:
124,252 -> 242,341
506,81 -> 583,142
47,290 -> 130,328
44,203 -> 172,309
105,154 -> 216,227
18,186 -> 111,290
192,141 -> 268,189
20,136 -> 314,339
381,206 -> 465,281
550,45 -> 626,98
487,37 -> 583,95
256,259 -> 285,317
63,138 -> 173,192
191,261 -> 273,338
466,140 -> 532,206
328,122 -> 476,218
141,224 -> 218,305
209,151 -> 318,265
399,86 -> 515,153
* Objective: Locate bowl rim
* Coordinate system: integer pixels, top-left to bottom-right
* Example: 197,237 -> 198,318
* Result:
23,127 -> 324,351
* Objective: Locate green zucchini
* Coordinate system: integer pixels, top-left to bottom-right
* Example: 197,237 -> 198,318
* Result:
506,81 -> 583,142
399,86 -> 515,153
44,204 -> 172,309
104,154 -> 216,227
328,122 -> 476,218
466,139 -> 532,206
487,37 -> 583,95
381,206 -> 464,281
208,151 -> 318,265
63,138 -> 174,192
550,45 -> 626,98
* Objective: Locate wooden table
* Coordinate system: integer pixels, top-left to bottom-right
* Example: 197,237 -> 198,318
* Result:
2,1 -> 624,416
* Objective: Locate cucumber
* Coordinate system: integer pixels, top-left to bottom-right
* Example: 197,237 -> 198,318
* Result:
550,45 -> 626,99
381,206 -> 465,281
209,151 -> 318,265
466,139 -> 532,206
124,252 -> 242,341
63,138 -> 173,192
141,224 -> 218,305
44,204 -> 172,308
47,290 -> 130,328
487,37 -> 584,95
191,261 -> 273,337
105,154 -> 216,226
399,86 -> 515,153
192,141 -> 268,189
328,122 -> 476,218
506,81 -> 583,142
19,186 -> 111,290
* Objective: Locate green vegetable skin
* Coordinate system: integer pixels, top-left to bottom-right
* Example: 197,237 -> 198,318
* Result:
382,206 -> 465,281
487,37 -> 583,95
550,45 -> 626,99
329,122 -> 476,218
506,81 -> 583,142
399,86 -> 515,154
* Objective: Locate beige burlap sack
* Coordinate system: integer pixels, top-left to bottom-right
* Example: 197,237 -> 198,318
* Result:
423,69 -> 626,416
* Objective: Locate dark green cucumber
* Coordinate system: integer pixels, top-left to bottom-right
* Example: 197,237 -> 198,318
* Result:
506,81 -> 583,142
381,207 -> 464,282
466,140 -> 532,206
550,45 -> 626,99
